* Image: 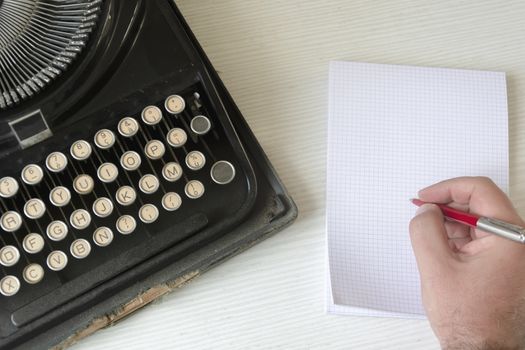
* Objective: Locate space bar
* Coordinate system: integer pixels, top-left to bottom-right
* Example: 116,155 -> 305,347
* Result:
12,213 -> 208,327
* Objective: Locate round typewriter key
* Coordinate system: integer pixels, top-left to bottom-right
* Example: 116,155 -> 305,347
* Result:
116,215 -> 136,235
139,203 -> 159,224
0,176 -> 19,198
23,233 -> 45,254
94,129 -> 116,149
116,186 -> 136,206
1,211 -> 22,232
24,198 -> 46,219
73,174 -> 94,195
185,151 -> 206,171
185,180 -> 205,199
144,139 -> 165,160
162,192 -> 182,212
141,105 -> 163,125
210,161 -> 236,185
47,250 -> 68,271
92,197 -> 114,218
120,151 -> 142,171
97,162 -> 119,183
70,238 -> 91,259
70,209 -> 91,230
45,151 -> 68,173
49,186 -> 71,207
164,95 -> 185,114
162,162 -> 183,182
23,263 -> 44,284
47,220 -> 68,241
167,128 -> 187,148
0,245 -> 20,267
21,164 -> 43,185
0,275 -> 20,296
70,140 -> 92,160
118,117 -> 139,137
139,174 -> 160,194
190,115 -> 211,135
93,227 -> 114,247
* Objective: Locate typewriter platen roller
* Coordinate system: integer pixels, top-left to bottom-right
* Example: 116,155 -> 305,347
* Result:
0,1 -> 297,349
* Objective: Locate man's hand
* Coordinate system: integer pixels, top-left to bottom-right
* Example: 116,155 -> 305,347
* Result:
409,177 -> 525,350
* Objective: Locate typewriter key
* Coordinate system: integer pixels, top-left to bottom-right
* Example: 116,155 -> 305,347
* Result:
139,204 -> 159,224
0,245 -> 20,267
23,233 -> 45,254
70,209 -> 91,230
97,162 -> 119,183
210,161 -> 236,185
21,164 -> 44,185
70,140 -> 92,160
116,186 -> 136,206
0,176 -> 19,198
116,215 -> 136,235
167,128 -> 187,148
164,95 -> 185,114
0,211 -> 22,232
0,275 -> 20,296
47,221 -> 68,241
24,198 -> 46,219
118,117 -> 139,137
162,192 -> 182,211
23,263 -> 44,284
47,250 -> 68,271
139,174 -> 159,194
93,227 -> 114,247
185,151 -> 206,171
46,152 -> 68,173
141,105 -> 163,125
120,151 -> 142,171
49,186 -> 71,207
70,239 -> 91,259
185,180 -> 205,199
94,129 -> 116,150
73,174 -> 95,195
92,197 -> 114,218
144,140 -> 165,160
162,162 -> 183,182
190,115 -> 211,135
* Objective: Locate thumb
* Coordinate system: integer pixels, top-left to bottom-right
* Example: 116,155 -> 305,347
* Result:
409,204 -> 455,278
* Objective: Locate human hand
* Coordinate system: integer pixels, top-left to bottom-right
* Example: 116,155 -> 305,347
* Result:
409,177 -> 525,350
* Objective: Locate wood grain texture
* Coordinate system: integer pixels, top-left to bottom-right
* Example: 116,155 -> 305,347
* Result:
71,1 -> 525,349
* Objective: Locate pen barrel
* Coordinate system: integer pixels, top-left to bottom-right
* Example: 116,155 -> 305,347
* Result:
477,217 -> 525,244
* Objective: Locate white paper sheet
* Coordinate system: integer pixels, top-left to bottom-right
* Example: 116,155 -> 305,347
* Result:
326,61 -> 508,317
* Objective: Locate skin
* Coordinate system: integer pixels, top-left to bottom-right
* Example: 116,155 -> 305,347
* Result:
409,177 -> 525,350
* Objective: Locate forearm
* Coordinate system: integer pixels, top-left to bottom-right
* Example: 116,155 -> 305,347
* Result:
443,341 -> 524,350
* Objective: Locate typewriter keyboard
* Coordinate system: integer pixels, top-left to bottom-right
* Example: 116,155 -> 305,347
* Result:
0,87 -> 247,307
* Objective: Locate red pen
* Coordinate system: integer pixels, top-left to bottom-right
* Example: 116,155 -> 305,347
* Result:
411,198 -> 525,244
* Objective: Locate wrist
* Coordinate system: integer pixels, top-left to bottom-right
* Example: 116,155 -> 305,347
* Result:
440,331 -> 525,350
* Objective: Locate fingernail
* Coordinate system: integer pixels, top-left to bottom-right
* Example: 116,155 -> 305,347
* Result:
416,203 -> 435,215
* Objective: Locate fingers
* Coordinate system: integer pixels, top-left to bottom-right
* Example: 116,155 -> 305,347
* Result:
409,204 -> 456,278
418,177 -> 520,223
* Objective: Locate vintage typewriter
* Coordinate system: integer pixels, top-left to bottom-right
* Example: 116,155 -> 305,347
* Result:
0,1 -> 297,349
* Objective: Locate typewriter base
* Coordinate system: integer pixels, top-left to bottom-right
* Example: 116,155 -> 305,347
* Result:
0,1 -> 297,348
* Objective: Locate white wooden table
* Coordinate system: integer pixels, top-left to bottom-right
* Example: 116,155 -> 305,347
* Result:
72,1 -> 525,348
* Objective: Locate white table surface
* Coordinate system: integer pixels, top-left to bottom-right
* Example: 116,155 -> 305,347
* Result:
72,1 -> 525,349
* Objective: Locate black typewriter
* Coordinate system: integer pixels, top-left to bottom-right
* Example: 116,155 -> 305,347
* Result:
0,1 -> 297,349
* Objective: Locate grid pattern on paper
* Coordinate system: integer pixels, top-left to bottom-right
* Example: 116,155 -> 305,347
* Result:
326,61 -> 509,316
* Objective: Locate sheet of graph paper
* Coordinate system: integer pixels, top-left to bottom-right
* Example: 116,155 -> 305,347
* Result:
326,61 -> 508,317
